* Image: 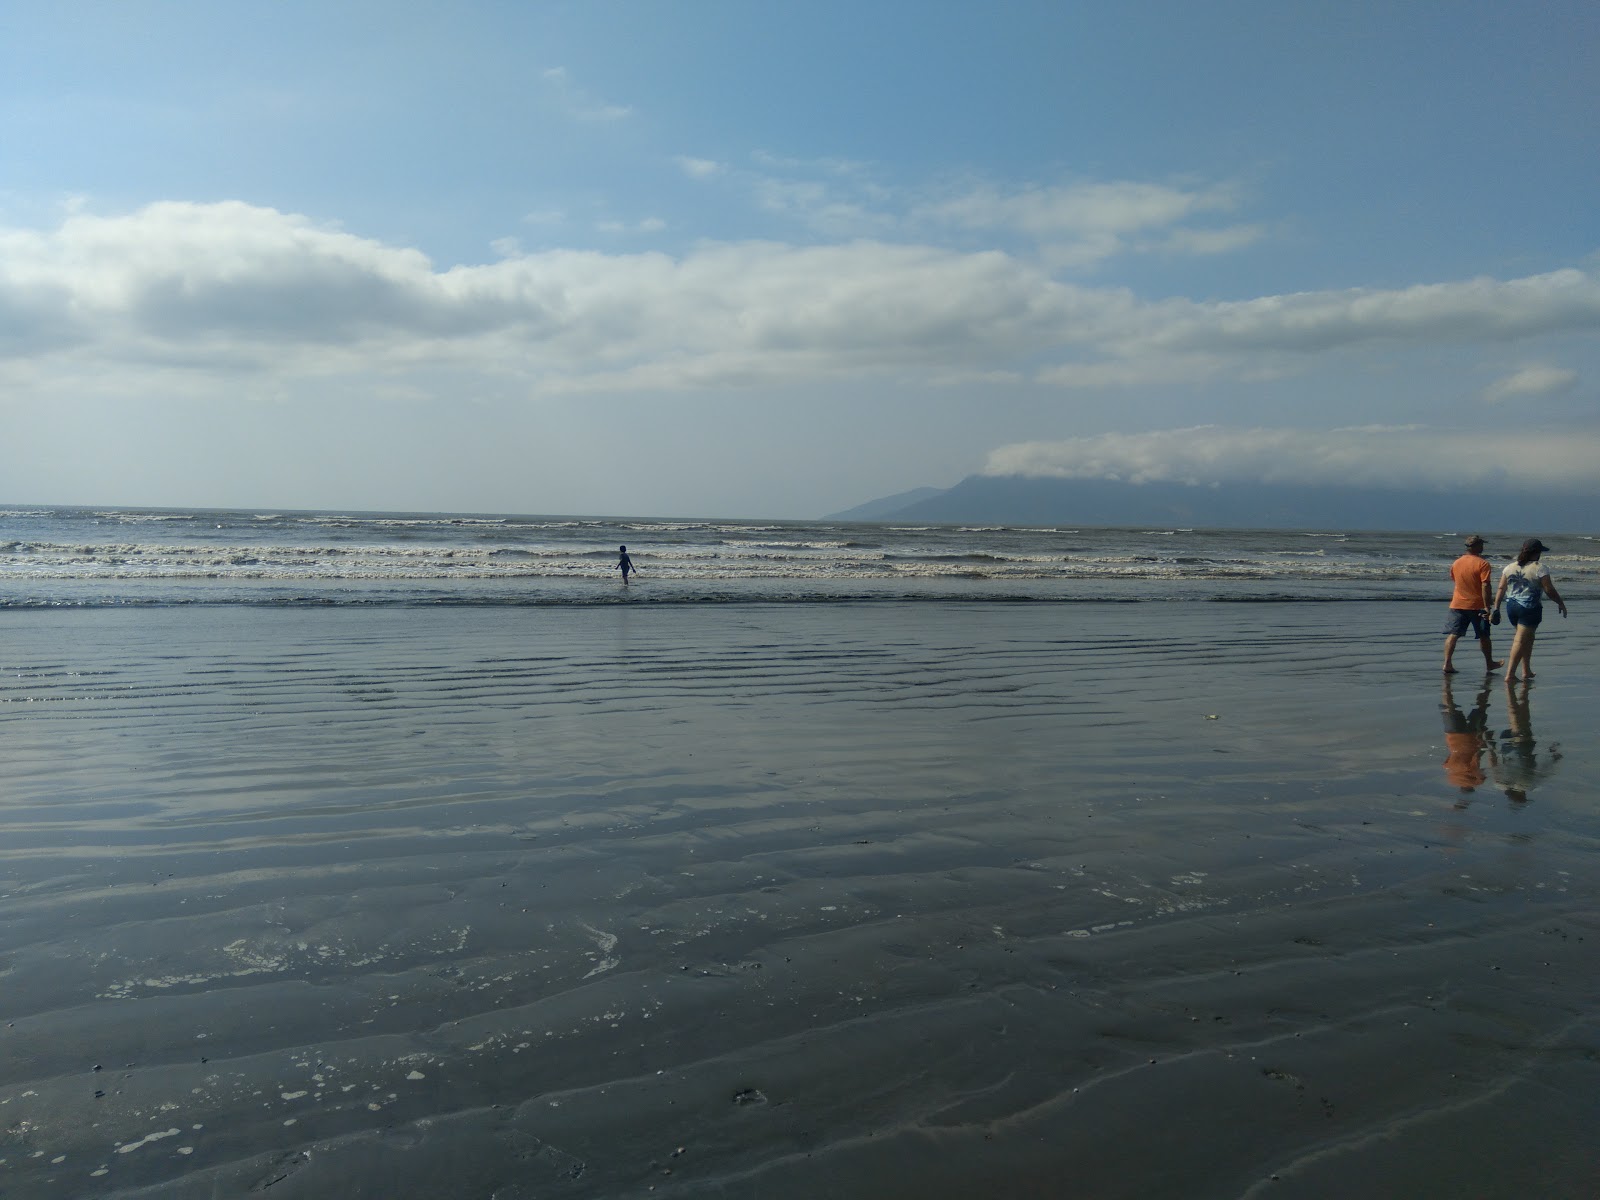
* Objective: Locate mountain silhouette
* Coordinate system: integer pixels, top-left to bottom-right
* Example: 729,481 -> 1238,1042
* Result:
829,474 -> 1597,533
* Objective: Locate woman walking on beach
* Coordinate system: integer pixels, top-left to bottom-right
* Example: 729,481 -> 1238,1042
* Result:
1492,538 -> 1567,681
617,544 -> 635,584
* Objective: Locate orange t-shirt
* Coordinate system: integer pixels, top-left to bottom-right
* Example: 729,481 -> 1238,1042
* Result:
1449,553 -> 1491,610
1443,732 -> 1486,789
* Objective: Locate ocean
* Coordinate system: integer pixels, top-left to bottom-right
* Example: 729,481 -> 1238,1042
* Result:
4,505 -> 1596,607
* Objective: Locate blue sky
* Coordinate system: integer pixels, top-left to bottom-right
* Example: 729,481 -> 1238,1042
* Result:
3,0 -> 1597,516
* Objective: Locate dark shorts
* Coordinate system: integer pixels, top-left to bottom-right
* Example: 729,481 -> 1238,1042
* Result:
1444,608 -> 1489,639
1506,599 -> 1542,629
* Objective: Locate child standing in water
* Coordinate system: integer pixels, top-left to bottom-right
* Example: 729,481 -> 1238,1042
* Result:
617,545 -> 635,584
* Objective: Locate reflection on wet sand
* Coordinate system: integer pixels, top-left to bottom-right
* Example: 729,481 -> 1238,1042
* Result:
1492,679 -> 1562,804
1440,676 -> 1491,799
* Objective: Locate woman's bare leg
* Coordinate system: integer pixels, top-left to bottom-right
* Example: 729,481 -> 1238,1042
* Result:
1506,626 -> 1536,680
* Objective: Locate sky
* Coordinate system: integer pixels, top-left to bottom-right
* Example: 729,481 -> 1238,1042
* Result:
3,0 -> 1598,518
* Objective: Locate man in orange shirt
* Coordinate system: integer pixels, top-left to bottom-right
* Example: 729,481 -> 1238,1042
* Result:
1442,535 -> 1501,674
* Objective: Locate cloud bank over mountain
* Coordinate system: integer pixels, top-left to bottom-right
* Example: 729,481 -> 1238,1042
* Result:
841,424 -> 1600,531
982,427 -> 1600,494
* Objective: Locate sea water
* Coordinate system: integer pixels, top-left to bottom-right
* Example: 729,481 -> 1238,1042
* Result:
4,505 -> 1595,608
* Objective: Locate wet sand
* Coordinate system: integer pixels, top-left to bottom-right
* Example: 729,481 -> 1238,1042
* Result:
2,602 -> 1597,1198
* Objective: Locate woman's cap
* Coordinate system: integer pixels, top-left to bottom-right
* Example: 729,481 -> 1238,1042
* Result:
1521,538 -> 1547,555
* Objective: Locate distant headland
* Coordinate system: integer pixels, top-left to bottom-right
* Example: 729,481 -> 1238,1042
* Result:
828,474 -> 1597,533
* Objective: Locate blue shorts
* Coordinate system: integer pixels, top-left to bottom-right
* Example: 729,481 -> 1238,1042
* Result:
1444,608 -> 1489,639
1506,599 -> 1542,629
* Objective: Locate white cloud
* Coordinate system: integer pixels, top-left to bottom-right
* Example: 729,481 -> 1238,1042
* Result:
917,180 -> 1236,238
0,202 -> 1093,385
699,152 -> 904,238
750,178 -> 897,238
983,426 -> 1600,492
674,156 -> 724,179
0,202 -> 501,365
1036,354 -> 1229,389
1038,269 -> 1600,388
675,162 -> 1260,266
1484,363 -> 1579,402
913,179 -> 1248,268
540,67 -> 631,122
1135,271 -> 1600,355
2,202 -> 1596,400
1037,233 -> 1129,271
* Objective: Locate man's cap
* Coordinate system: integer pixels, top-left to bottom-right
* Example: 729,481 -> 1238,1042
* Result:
1464,535 -> 1485,547
1521,537 -> 1547,554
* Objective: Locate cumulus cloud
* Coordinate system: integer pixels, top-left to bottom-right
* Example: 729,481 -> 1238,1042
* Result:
983,426 -> 1600,492
1484,363 -> 1579,402
2,201 -> 1597,397
0,202 -> 526,365
0,201 -> 1101,384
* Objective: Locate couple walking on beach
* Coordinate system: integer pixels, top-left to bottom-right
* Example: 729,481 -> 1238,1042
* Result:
1442,535 -> 1568,679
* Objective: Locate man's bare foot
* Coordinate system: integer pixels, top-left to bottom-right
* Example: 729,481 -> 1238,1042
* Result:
1524,669 -> 1535,679
1486,661 -> 1503,670
1443,665 -> 1458,674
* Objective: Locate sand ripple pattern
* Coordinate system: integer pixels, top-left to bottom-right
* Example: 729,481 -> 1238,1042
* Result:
1,604 -> 1597,1198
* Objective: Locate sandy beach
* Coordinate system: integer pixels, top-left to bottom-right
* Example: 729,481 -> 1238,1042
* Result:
2,600 -> 1597,1198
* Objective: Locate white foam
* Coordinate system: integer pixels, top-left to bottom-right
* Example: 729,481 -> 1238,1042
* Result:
116,1128 -> 181,1154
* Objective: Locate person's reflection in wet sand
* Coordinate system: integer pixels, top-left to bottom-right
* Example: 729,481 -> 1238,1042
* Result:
1440,676 -> 1491,805
1491,679 -> 1562,805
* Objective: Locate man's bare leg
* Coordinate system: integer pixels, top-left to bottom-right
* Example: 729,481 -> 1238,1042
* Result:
1443,632 -> 1461,673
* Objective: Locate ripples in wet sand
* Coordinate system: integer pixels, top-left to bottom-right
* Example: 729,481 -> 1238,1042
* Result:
2,603 -> 1597,1198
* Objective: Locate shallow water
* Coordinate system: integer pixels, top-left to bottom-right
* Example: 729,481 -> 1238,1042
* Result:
2,603 -> 1596,1197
